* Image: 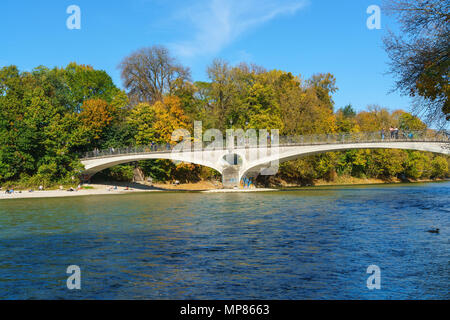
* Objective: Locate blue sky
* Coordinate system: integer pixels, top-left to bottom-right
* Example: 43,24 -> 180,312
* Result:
0,0 -> 410,113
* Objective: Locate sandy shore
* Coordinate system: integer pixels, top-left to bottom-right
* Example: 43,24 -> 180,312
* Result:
0,184 -> 162,200
0,182 -> 281,200
0,181 -> 274,200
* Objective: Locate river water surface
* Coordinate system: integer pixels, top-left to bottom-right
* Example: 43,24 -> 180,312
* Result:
0,182 -> 448,299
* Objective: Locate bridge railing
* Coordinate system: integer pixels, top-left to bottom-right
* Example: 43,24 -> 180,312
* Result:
80,130 -> 449,160
82,144 -> 174,160
279,130 -> 448,145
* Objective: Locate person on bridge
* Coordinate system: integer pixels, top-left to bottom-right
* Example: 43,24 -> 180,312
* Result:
394,128 -> 399,139
389,127 -> 394,139
381,128 -> 385,140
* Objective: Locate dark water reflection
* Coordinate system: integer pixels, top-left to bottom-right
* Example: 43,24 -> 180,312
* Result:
0,182 -> 449,299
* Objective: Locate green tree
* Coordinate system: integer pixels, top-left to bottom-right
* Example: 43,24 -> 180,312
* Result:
430,156 -> 449,178
403,151 -> 431,179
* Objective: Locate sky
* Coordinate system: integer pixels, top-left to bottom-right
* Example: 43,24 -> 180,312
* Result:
0,0 -> 411,113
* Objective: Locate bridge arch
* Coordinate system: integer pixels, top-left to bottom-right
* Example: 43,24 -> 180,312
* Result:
81,152 -> 224,180
239,142 -> 450,181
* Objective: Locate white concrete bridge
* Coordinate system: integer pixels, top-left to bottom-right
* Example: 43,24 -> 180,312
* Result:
80,132 -> 449,188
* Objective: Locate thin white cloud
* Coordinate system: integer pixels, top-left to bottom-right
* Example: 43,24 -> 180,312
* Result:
169,0 -> 308,58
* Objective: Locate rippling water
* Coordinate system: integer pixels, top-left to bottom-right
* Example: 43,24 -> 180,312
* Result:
0,182 -> 449,299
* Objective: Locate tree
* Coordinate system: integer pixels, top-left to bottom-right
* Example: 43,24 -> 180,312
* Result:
119,45 -> 191,105
0,64 -> 125,185
373,149 -> 407,178
79,99 -> 115,141
404,151 -> 431,179
127,103 -> 157,145
398,112 -> 427,132
336,105 -> 359,133
430,156 -> 449,178
64,62 -> 121,112
340,104 -> 356,118
239,82 -> 283,130
128,96 -> 189,145
307,73 -> 338,110
206,59 -> 236,129
355,106 -> 391,132
152,96 -> 190,143
383,0 -> 449,124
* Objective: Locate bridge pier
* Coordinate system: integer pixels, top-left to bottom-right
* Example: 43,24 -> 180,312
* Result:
222,166 -> 241,189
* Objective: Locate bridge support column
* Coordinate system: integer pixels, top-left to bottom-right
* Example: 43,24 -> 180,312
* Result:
222,166 -> 240,189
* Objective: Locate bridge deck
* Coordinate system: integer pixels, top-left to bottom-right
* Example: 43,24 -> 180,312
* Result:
81,137 -> 449,160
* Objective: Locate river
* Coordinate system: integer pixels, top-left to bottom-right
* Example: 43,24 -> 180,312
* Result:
0,182 -> 448,299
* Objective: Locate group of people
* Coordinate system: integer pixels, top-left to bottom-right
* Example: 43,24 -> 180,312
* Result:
1,186 -> 36,194
389,127 -> 400,139
60,184 -> 81,192
150,142 -> 158,151
149,142 -> 172,151
381,127 -> 402,140
2,184 -> 80,194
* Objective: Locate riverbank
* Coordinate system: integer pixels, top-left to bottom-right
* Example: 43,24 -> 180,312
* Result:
262,176 -> 449,188
315,176 -> 449,186
1,177 -> 447,200
0,183 -> 163,200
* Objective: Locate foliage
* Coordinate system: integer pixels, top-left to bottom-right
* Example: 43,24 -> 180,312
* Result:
383,0 -> 449,123
430,156 -> 449,178
128,96 -> 189,145
104,165 -> 135,182
1,54 -> 448,188
0,63 -> 126,186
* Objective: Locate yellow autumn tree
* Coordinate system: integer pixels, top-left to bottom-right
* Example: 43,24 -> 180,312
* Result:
128,96 -> 190,145
153,96 -> 190,144
79,99 -> 115,139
